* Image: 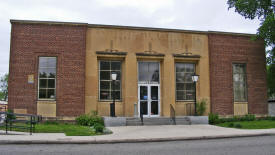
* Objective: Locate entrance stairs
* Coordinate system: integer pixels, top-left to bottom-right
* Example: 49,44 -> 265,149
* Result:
126,117 -> 191,126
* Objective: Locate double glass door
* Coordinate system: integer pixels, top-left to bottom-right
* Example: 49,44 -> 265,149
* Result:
138,84 -> 160,117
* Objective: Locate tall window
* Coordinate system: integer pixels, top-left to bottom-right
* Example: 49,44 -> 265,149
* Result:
99,61 -> 121,100
233,64 -> 247,102
38,57 -> 56,100
175,63 -> 195,101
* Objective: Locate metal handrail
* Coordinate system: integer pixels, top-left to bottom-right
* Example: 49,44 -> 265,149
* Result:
170,104 -> 176,125
0,111 -> 42,135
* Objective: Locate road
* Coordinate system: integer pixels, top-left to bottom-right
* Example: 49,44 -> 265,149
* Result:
0,136 -> 275,155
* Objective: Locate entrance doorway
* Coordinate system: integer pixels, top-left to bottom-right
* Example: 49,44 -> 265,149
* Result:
138,61 -> 160,117
138,84 -> 160,117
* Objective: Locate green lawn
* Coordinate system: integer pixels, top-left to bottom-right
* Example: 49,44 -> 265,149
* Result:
217,120 -> 275,129
0,123 -> 102,136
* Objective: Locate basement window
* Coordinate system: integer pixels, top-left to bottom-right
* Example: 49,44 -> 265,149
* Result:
38,57 -> 56,100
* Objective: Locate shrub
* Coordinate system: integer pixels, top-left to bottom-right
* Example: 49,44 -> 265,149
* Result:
75,111 -> 104,127
228,122 -> 234,127
234,123 -> 242,128
196,99 -> 207,116
209,113 -> 219,124
94,123 -> 104,133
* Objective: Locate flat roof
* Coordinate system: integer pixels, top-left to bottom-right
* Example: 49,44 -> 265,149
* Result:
10,19 -> 255,37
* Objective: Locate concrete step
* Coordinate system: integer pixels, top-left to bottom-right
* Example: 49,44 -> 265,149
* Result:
126,117 -> 191,126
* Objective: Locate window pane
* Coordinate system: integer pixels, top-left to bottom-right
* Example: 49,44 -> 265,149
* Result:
100,91 -> 110,100
111,81 -> 120,91
47,58 -> 56,68
39,58 -> 48,68
176,63 -> 185,72
176,91 -> 185,100
39,68 -> 48,78
39,79 -> 47,88
138,62 -> 148,82
186,64 -> 194,72
176,72 -> 185,82
100,71 -> 110,80
47,89 -> 55,99
148,62 -> 159,83
48,79 -> 55,88
111,91 -> 121,100
176,83 -> 185,91
111,62 -> 121,70
100,81 -> 110,90
39,89 -> 47,98
186,91 -> 195,100
100,61 -> 110,70
47,68 -> 56,78
186,83 -> 195,91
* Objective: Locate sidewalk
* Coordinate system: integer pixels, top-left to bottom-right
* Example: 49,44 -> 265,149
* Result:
1,125 -> 275,144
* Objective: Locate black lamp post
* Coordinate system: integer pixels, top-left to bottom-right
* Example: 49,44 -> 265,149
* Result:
192,74 -> 199,116
110,72 -> 117,117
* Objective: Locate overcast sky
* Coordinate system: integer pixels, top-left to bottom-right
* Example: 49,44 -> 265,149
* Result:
0,0 -> 261,76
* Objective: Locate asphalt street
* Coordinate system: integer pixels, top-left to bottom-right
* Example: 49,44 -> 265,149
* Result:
0,136 -> 275,155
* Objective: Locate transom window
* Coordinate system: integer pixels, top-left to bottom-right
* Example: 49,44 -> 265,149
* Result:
138,62 -> 159,84
233,64 -> 247,102
99,61 -> 121,100
38,57 -> 56,100
175,63 -> 195,101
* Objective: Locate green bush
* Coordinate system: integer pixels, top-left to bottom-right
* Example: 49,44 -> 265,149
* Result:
93,123 -> 104,133
234,123 -> 242,128
228,122 -> 234,127
196,99 -> 207,116
75,111 -> 104,127
209,113 -> 219,124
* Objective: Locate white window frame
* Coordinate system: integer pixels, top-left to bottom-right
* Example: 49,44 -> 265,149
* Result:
233,63 -> 248,102
98,60 -> 122,101
175,62 -> 196,101
38,57 -> 57,100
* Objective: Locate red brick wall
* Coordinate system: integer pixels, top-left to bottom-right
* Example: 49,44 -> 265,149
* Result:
208,34 -> 268,115
8,23 -> 87,117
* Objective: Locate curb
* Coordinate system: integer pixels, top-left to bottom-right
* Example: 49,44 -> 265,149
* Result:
0,133 -> 274,144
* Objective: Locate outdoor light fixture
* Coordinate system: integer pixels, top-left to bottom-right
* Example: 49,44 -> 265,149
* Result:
192,74 -> 199,116
110,72 -> 117,117
111,72 -> 117,81
192,74 -> 199,83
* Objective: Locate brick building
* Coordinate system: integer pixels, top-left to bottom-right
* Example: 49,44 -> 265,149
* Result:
8,20 -> 267,120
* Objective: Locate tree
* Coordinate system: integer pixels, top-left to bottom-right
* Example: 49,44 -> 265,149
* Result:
227,0 -> 275,98
0,74 -> 8,101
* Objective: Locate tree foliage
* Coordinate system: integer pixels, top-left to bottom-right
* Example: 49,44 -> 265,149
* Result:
0,73 -> 8,101
227,0 -> 275,98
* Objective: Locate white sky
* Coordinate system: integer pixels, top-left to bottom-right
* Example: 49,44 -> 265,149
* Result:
0,0 -> 261,76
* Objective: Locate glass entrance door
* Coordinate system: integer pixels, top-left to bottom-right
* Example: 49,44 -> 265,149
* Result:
138,84 -> 160,117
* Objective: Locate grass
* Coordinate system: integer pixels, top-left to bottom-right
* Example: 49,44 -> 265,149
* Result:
0,122 -> 102,136
217,120 -> 275,129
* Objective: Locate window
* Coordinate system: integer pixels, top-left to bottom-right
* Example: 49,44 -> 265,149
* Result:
99,61 -> 121,100
233,64 -> 247,102
175,63 -> 195,101
138,62 -> 159,84
38,57 -> 56,100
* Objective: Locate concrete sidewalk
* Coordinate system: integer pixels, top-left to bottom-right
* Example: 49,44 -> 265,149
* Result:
1,125 -> 275,144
